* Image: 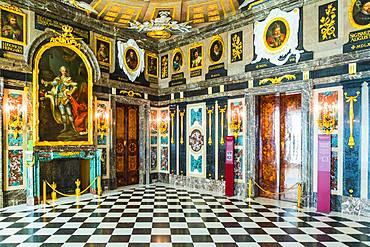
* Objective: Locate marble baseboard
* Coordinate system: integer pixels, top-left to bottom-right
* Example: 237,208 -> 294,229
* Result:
4,189 -> 26,207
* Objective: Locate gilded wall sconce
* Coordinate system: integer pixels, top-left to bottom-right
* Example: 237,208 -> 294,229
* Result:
345,91 -> 360,149
179,110 -> 185,145
207,106 -> 214,145
218,106 -> 226,145
170,112 -> 175,144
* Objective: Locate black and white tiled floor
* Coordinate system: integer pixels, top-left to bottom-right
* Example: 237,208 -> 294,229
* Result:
0,184 -> 369,247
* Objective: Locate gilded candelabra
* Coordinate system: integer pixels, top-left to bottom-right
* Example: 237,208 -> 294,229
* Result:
345,91 -> 360,149
218,106 -> 226,145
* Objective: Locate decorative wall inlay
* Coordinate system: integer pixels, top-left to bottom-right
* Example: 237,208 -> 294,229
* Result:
96,100 -> 110,179
319,1 -> 338,42
3,89 -> 26,191
150,107 -> 170,174
187,103 -> 206,178
218,106 -> 226,145
228,99 -> 245,182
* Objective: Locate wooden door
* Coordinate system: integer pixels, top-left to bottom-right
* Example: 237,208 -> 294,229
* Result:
258,95 -> 280,199
257,93 -> 302,202
115,103 -> 139,187
280,94 -> 302,201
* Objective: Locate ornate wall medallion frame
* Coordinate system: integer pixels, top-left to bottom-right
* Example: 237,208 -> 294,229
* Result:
146,52 -> 159,78
189,43 -> 203,71
33,25 -> 93,146
0,4 -> 27,46
209,35 -> 225,64
263,17 -> 291,53
348,0 -> 370,29
94,35 -> 112,68
172,47 -> 184,73
124,46 -> 140,73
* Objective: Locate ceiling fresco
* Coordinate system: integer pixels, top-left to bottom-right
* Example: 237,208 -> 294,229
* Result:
89,0 -> 239,27
63,0 -> 268,39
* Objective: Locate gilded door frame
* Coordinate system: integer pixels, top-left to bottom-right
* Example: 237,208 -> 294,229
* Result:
245,80 -> 313,206
110,95 -> 150,188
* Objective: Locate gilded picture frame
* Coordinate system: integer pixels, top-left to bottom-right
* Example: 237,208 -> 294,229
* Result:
33,26 -> 93,146
189,44 -> 203,70
146,53 -> 159,78
209,35 -> 225,64
95,35 -> 112,67
172,48 -> 184,73
0,5 -> 27,46
349,0 -> 370,29
263,17 -> 290,52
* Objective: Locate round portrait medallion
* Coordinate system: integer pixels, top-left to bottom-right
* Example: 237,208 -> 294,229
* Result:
172,50 -> 183,72
264,18 -> 290,52
209,37 -> 224,63
124,47 -> 139,72
349,0 -> 370,28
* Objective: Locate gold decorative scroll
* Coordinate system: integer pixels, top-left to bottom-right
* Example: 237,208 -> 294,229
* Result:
179,110 -> 185,145
207,106 -> 214,145
345,91 -> 360,148
50,25 -> 82,49
170,112 -> 175,144
119,90 -> 142,97
231,33 -> 242,62
259,74 -> 296,86
218,106 -> 226,145
319,3 -> 337,41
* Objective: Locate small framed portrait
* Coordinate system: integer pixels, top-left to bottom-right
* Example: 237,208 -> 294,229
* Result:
172,48 -> 184,72
146,53 -> 159,78
161,54 -> 169,79
95,36 -> 112,67
209,35 -> 224,64
264,18 -> 290,51
189,44 -> 203,70
124,47 -> 140,72
349,0 -> 370,28
0,5 -> 26,45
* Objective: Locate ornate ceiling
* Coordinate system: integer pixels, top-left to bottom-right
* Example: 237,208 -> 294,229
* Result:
88,0 -> 241,28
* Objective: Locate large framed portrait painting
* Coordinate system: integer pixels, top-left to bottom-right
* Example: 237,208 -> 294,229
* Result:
33,26 -> 93,146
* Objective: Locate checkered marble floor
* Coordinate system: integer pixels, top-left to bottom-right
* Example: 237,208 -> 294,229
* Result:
0,184 -> 369,247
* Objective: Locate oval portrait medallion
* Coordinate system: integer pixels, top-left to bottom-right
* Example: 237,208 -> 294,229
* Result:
264,18 -> 290,52
124,47 -> 139,72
